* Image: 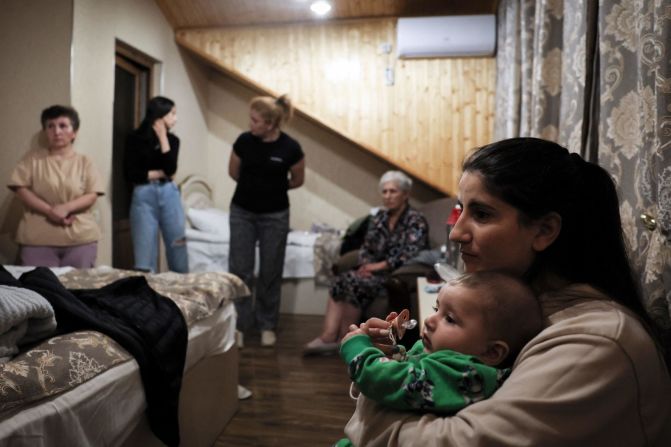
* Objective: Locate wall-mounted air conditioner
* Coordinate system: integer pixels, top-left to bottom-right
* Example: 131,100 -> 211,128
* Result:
397,15 -> 496,59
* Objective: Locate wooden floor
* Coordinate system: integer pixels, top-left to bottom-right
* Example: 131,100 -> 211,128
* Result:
214,314 -> 356,446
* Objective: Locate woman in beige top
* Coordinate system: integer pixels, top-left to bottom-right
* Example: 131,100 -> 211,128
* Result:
343,137 -> 671,446
8,105 -> 104,268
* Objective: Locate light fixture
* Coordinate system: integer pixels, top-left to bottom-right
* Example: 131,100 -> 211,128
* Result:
310,0 -> 332,16
324,58 -> 360,82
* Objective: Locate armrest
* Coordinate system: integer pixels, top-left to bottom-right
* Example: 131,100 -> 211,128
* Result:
389,263 -> 435,291
385,263 -> 434,315
332,250 -> 359,275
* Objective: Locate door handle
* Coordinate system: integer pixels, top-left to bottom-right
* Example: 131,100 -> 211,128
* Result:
640,213 -> 657,231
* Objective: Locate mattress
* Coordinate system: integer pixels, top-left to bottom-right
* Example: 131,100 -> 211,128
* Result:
0,303 -> 235,446
0,266 -> 244,446
187,228 -> 316,278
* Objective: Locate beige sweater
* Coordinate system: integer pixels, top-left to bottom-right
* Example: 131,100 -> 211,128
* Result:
345,285 -> 671,446
8,149 -> 104,246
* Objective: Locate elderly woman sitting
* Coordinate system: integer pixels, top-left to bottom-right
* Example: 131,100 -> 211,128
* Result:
303,170 -> 429,355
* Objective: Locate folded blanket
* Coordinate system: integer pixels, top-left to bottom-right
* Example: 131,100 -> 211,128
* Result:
0,285 -> 56,362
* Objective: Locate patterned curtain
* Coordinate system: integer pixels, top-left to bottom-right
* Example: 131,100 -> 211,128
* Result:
494,0 -> 671,329
494,0 -> 596,158
598,0 -> 671,333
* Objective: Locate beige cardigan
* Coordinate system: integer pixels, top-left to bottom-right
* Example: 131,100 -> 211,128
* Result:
344,285 -> 671,446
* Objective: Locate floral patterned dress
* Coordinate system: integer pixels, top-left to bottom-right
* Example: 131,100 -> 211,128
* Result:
330,206 -> 429,308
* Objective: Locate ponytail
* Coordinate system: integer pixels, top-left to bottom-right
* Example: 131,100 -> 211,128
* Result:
275,94 -> 294,123
250,94 -> 293,129
556,155 -> 640,307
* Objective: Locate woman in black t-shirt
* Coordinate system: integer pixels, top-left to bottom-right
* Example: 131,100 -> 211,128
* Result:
228,94 -> 305,347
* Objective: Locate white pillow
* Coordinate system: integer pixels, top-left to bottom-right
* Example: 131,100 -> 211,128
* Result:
287,231 -> 319,247
187,208 -> 230,240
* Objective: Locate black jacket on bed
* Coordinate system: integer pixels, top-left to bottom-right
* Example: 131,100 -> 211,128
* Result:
0,266 -> 187,447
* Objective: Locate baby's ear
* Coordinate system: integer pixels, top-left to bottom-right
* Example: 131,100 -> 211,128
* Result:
480,340 -> 509,366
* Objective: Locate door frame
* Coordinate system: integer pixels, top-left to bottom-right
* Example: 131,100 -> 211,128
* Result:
112,40 -> 158,269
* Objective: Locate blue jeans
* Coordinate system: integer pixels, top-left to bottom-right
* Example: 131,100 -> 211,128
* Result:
229,204 -> 289,332
130,181 -> 188,273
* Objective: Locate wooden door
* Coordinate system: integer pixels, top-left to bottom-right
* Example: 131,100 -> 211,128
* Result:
112,43 -> 153,269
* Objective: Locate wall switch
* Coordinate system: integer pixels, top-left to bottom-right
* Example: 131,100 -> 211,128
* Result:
385,67 -> 394,86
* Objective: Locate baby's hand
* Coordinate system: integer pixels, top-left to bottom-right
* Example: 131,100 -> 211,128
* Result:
360,317 -> 392,341
341,325 -> 366,344
341,315 -> 386,344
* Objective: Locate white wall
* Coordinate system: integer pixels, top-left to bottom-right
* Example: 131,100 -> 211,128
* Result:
0,0 -> 73,264
0,0 -> 442,268
70,0 -> 210,264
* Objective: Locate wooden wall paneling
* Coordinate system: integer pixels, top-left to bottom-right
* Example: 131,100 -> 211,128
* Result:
176,19 -> 495,195
439,61 -> 453,182
428,60 -> 443,182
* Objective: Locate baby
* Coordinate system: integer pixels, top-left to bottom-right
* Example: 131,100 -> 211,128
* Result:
334,271 -> 542,447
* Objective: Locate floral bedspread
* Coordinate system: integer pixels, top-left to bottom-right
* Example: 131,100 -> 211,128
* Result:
59,267 -> 249,326
0,267 -> 249,417
313,232 -> 343,287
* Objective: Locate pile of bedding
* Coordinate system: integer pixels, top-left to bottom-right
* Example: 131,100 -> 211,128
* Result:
185,207 -> 319,277
0,285 -> 56,361
0,266 -> 248,446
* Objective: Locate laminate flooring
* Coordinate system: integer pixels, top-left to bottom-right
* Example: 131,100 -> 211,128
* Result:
214,314 -> 356,446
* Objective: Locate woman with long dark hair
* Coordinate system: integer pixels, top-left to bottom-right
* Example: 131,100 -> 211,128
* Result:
124,96 -> 187,273
343,138 -> 671,446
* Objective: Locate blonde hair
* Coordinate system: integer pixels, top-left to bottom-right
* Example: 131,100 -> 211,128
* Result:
250,94 -> 294,130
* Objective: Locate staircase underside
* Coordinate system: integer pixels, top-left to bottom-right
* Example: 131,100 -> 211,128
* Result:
176,18 -> 496,196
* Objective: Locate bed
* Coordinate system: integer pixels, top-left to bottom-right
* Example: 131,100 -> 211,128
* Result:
0,265 -> 249,447
180,175 -> 341,315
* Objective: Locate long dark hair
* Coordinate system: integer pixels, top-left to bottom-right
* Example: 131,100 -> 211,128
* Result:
135,96 -> 175,139
463,138 -> 646,319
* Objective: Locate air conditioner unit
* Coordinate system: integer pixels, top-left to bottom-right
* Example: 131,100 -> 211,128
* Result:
397,15 -> 496,58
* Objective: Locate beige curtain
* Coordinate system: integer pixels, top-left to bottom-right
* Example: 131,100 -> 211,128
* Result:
494,0 -> 671,329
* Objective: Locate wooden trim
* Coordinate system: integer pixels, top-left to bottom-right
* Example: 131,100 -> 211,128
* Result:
115,39 -> 156,107
116,39 -> 157,67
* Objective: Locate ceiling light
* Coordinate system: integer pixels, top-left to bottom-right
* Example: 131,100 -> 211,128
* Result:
310,1 -> 332,16
324,58 -> 361,82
